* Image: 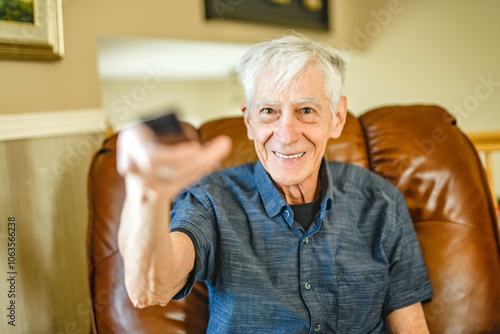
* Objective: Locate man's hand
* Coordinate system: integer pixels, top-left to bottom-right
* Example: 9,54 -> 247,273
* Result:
115,122 -> 231,308
117,123 -> 232,199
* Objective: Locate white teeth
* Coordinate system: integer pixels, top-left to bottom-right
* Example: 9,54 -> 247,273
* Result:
274,152 -> 305,159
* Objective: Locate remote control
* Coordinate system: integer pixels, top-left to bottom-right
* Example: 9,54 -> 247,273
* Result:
143,113 -> 190,144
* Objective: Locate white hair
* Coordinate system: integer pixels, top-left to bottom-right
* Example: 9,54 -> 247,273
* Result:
237,34 -> 346,115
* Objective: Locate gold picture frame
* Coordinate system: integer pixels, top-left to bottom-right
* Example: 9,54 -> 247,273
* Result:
0,0 -> 64,61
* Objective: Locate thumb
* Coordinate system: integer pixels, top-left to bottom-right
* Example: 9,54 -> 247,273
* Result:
200,135 -> 232,169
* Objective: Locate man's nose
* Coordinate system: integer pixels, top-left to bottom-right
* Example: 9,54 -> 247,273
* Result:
274,112 -> 301,145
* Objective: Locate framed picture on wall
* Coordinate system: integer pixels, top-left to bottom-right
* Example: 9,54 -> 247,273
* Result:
0,0 -> 64,61
205,0 -> 329,31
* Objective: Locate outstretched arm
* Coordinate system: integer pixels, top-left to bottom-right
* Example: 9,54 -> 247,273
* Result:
116,123 -> 231,308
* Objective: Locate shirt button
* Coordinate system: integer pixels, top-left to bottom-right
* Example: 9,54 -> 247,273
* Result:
284,210 -> 290,218
314,324 -> 321,332
303,237 -> 309,244
304,281 -> 311,290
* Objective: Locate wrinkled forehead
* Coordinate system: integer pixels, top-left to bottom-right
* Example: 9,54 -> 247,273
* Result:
253,66 -> 327,104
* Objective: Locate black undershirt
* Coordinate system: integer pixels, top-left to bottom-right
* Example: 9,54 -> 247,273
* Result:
290,199 -> 322,230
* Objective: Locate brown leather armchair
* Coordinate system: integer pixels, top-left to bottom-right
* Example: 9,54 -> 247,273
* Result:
86,105 -> 500,333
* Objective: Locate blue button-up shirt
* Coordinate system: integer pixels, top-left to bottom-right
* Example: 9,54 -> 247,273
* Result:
170,159 -> 433,333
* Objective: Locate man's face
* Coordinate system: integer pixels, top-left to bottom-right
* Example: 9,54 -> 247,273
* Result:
243,66 -> 346,190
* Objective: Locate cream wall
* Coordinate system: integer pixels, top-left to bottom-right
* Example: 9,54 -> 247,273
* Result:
101,77 -> 246,128
0,0 -> 382,115
342,0 -> 500,133
340,0 -> 500,197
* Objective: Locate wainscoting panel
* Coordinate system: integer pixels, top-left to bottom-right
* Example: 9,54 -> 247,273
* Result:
0,131 -> 105,333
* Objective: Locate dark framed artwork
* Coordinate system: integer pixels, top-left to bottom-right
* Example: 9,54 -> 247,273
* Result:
205,0 -> 329,31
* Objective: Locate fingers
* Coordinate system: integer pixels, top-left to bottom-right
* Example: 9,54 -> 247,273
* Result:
116,124 -> 232,197
147,135 -> 232,190
201,135 -> 233,170
117,124 -> 156,176
152,135 -> 232,174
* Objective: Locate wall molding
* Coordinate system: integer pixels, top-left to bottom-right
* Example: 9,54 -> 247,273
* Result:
0,109 -> 109,141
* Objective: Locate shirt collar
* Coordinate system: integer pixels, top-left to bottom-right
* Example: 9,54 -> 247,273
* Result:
255,161 -> 288,218
254,159 -> 334,218
320,158 -> 334,212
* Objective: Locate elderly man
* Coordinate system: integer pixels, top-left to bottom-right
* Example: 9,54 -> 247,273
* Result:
116,35 -> 433,333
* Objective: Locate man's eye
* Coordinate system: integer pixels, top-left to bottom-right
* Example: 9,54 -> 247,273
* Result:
302,107 -> 313,114
261,108 -> 275,114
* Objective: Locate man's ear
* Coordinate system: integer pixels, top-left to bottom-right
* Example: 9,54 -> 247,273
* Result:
328,96 -> 347,139
242,101 -> 255,140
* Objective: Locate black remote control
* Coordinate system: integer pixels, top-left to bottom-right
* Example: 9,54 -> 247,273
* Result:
143,113 -> 190,144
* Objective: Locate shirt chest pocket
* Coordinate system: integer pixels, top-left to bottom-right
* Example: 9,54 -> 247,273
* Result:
336,273 -> 388,333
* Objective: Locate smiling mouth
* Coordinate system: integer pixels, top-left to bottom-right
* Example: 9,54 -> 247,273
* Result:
273,151 -> 305,159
